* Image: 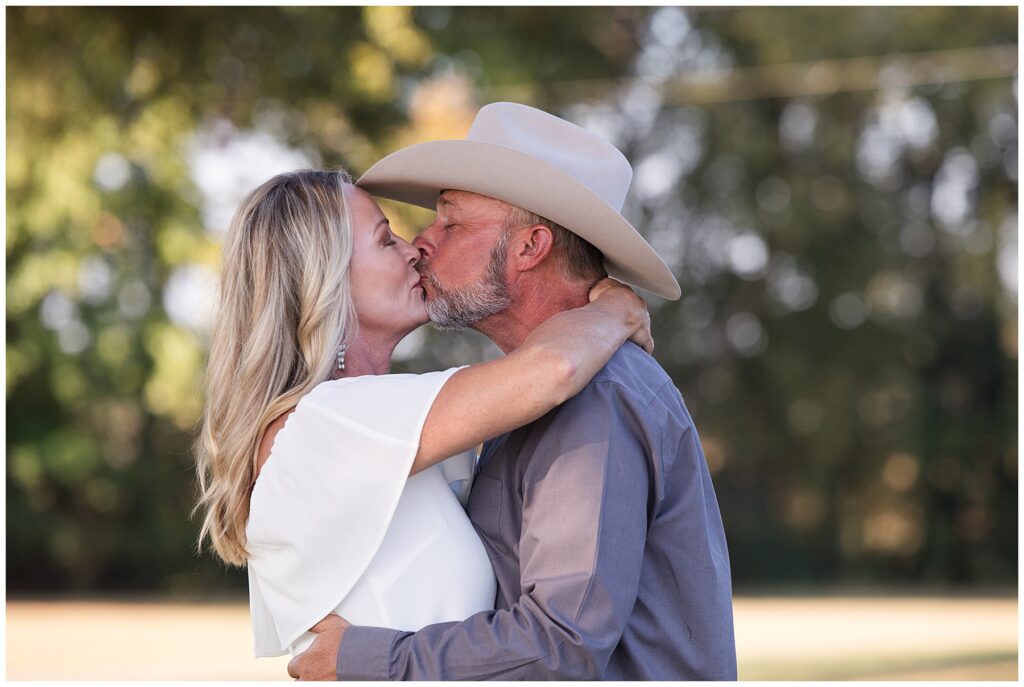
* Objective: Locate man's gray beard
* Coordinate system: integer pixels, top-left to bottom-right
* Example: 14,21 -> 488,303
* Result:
423,232 -> 511,330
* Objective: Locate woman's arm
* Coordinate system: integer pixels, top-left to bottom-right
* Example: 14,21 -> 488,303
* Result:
411,278 -> 652,475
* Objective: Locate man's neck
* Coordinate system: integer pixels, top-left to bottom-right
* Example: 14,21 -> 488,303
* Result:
473,277 -> 591,354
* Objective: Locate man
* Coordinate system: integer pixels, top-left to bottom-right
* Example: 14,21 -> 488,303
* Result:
288,102 -> 737,680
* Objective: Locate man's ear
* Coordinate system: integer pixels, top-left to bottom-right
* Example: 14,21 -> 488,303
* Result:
511,224 -> 555,272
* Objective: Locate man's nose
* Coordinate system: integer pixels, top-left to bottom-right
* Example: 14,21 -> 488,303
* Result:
412,232 -> 433,260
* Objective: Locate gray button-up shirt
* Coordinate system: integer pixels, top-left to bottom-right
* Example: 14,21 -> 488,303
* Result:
337,343 -> 737,680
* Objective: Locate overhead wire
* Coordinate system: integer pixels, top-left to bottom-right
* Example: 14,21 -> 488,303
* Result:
479,44 -> 1018,105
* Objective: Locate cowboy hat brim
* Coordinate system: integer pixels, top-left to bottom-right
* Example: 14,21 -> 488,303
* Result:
357,139 -> 682,300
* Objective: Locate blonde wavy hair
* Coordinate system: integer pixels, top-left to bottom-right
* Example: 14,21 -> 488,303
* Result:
193,169 -> 357,566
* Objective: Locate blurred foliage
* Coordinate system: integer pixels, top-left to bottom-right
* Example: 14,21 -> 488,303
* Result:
6,6 -> 1017,593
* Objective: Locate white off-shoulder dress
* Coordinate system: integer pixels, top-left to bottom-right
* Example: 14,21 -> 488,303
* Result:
245,368 -> 497,657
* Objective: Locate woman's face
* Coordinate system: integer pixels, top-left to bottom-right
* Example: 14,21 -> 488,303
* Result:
346,184 -> 428,339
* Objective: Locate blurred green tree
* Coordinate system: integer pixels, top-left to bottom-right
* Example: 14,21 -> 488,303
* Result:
6,6 -> 1016,593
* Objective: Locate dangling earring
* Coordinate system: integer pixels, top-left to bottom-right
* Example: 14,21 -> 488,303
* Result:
336,343 -> 347,371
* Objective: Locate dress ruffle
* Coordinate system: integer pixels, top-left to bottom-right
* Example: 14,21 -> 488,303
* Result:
245,368 -> 464,656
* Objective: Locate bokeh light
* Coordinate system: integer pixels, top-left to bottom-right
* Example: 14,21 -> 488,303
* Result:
5,5 -> 1017,680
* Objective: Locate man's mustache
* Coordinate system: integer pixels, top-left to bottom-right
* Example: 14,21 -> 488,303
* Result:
415,260 -> 443,293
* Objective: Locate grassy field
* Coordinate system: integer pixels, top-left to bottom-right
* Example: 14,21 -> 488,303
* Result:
5,592 -> 1018,680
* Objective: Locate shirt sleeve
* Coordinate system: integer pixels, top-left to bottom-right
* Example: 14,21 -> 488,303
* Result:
336,379 -> 653,680
245,367 -> 464,657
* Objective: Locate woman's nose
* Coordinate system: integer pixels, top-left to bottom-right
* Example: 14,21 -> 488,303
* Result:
402,238 -> 420,265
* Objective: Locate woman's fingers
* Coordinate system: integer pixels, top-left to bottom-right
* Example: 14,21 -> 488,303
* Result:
588,277 -> 626,303
629,310 -> 655,355
645,312 -> 654,354
591,278 -> 656,355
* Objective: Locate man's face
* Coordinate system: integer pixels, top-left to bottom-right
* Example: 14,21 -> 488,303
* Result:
412,190 -> 513,329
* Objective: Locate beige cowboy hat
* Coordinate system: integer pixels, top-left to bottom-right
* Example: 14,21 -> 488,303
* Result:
357,102 -> 681,300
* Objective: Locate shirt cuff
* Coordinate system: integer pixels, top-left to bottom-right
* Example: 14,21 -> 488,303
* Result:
336,626 -> 403,681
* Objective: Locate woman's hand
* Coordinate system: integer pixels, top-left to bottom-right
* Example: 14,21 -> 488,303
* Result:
589,278 -> 654,354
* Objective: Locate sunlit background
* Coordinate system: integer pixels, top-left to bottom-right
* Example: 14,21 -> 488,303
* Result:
6,5 -> 1018,680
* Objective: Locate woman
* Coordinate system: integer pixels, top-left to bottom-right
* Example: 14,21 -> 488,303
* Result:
192,169 -> 653,658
